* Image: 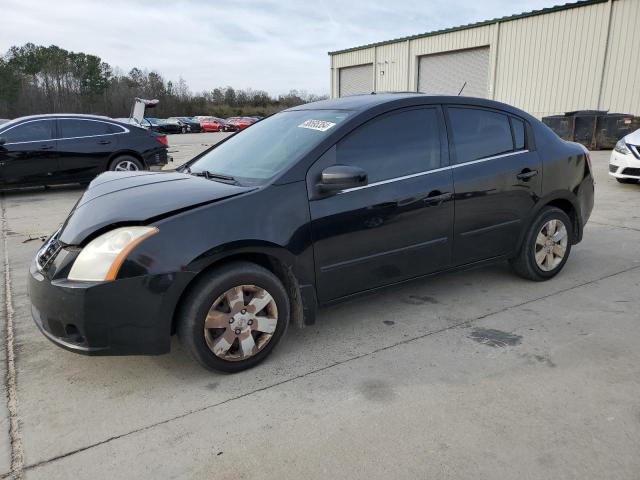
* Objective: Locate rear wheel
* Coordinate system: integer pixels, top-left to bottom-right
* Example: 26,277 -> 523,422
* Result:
177,262 -> 290,372
509,207 -> 572,281
109,155 -> 143,172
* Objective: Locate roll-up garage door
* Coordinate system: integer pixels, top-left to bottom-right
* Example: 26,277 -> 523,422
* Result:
339,64 -> 373,97
418,47 -> 490,98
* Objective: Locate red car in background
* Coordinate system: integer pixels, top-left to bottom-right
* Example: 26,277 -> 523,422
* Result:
225,116 -> 257,130
198,117 -> 226,132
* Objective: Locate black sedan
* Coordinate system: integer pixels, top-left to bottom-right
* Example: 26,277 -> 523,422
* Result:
170,117 -> 203,133
29,94 -> 594,373
0,114 -> 169,188
145,117 -> 182,134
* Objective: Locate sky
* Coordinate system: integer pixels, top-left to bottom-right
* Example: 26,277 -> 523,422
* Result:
1,0 -> 566,96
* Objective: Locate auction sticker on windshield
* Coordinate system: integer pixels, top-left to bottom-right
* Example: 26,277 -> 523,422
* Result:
298,119 -> 336,132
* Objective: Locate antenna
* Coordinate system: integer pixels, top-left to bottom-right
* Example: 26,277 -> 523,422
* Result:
457,82 -> 467,96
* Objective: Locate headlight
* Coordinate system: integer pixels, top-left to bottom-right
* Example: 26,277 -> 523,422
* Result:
68,226 -> 159,281
614,139 -> 631,155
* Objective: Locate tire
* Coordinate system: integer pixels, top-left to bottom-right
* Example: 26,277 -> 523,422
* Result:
177,261 -> 290,373
616,178 -> 638,184
509,207 -> 573,281
181,126 -> 187,134
109,155 -> 144,172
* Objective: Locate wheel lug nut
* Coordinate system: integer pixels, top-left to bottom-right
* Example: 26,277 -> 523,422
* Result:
241,309 -> 246,314
235,329 -> 241,335
248,319 -> 253,325
229,318 -> 234,324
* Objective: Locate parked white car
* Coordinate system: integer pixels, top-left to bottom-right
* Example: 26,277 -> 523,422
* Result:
610,129 -> 640,183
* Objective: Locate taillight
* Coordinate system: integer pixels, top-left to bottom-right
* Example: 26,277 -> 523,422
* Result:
155,135 -> 168,147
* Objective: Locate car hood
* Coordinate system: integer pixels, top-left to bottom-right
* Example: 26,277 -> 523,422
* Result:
625,128 -> 640,145
58,171 -> 254,245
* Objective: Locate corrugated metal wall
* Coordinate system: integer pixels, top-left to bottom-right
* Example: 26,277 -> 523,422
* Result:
493,1 -> 610,117
600,0 -> 640,114
329,0 -> 640,117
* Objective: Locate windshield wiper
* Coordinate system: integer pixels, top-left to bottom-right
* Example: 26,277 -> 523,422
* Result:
190,170 -> 239,185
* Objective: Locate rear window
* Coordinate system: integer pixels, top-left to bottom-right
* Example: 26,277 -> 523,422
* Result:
59,119 -> 121,138
448,108 -> 514,164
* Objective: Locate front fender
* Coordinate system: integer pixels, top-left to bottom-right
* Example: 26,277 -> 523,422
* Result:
117,180 -> 316,303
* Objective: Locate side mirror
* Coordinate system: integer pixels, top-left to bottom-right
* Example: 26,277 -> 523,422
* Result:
318,165 -> 367,193
0,137 -> 6,146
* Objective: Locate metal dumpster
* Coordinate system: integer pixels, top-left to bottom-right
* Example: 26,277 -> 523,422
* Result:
542,110 -> 640,150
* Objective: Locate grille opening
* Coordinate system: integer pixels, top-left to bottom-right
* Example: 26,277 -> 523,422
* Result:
622,167 -> 640,177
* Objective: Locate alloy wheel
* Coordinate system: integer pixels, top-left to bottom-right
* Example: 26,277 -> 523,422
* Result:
114,160 -> 139,171
204,285 -> 278,362
534,219 -> 568,271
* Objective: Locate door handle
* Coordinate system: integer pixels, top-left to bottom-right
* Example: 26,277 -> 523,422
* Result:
516,169 -> 538,181
423,191 -> 452,205
98,140 -> 111,145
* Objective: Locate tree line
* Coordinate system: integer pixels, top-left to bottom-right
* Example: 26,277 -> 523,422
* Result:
0,43 -> 328,119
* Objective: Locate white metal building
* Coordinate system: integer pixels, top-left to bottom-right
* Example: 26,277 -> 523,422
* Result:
328,0 -> 640,118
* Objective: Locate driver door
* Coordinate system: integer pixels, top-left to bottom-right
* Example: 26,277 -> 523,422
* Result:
308,107 -> 454,302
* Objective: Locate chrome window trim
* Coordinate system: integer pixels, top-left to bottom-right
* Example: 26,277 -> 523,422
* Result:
338,150 -> 529,194
0,117 -> 129,145
450,149 -> 529,168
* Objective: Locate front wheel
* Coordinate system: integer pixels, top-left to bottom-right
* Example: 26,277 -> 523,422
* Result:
509,207 -> 573,281
177,262 -> 290,372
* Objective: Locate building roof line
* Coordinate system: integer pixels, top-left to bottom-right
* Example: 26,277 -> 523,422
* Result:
328,0 -> 608,56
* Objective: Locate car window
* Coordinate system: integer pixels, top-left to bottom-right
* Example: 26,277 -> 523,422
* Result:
336,108 -> 441,183
448,108 -> 514,164
58,119 -> 121,138
2,120 -> 54,144
511,117 -> 526,150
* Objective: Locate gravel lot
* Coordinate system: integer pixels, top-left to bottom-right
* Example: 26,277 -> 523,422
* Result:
1,142 -> 639,479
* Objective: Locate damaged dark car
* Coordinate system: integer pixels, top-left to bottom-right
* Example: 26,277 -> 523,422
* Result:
28,94 -> 594,372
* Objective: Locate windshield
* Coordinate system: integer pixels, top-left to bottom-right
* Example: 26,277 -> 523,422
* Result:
189,109 -> 351,185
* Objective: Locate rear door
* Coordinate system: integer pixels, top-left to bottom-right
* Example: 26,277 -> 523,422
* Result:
308,106 -> 454,302
0,119 -> 58,186
445,106 -> 541,265
56,119 -> 126,181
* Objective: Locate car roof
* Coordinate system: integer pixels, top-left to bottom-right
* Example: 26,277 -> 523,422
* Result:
0,113 -> 127,131
5,113 -> 113,122
287,93 -> 535,120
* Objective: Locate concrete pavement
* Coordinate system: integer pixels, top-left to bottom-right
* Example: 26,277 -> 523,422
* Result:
1,148 -> 639,479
